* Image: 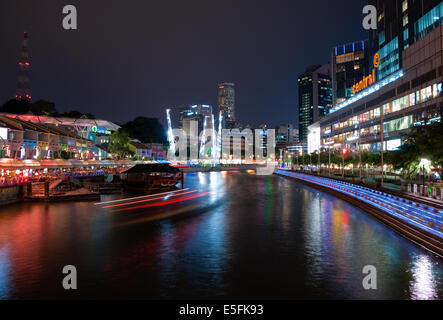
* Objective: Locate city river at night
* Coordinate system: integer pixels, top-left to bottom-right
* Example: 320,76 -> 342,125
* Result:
0,171 -> 442,299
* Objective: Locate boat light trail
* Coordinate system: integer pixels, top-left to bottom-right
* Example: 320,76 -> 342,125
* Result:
114,192 -> 211,213
94,188 -> 190,206
102,190 -> 198,209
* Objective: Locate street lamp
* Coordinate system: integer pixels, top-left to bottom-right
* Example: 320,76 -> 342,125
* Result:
341,146 -> 348,179
302,150 -> 304,172
419,158 -> 431,187
328,146 -> 331,176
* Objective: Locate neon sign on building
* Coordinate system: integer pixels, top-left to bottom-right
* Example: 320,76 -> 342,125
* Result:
351,53 -> 380,95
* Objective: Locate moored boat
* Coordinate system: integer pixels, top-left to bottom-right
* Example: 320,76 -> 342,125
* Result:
120,164 -> 182,192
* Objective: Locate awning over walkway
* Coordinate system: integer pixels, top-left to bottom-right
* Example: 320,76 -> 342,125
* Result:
0,159 -> 162,169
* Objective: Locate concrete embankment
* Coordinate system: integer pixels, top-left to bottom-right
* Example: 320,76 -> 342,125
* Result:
0,185 -> 24,206
275,170 -> 443,258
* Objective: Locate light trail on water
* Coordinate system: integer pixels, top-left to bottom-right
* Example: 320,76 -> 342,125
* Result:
102,190 -> 198,209
94,188 -> 190,206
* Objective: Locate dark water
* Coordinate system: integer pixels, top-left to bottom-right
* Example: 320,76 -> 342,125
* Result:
0,172 -> 442,299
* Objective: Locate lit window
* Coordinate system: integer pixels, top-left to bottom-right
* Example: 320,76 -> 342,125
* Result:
379,31 -> 386,46
409,92 -> 416,106
414,2 -> 443,42
402,0 -> 408,12
378,12 -> 384,22
403,15 -> 409,27
403,29 -> 409,41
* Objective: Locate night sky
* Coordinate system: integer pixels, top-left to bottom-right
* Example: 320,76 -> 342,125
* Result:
0,0 -> 367,128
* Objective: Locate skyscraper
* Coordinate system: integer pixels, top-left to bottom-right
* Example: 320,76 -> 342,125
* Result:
308,0 -> 443,156
217,82 -> 235,128
179,104 -> 213,135
331,40 -> 370,106
16,32 -> 31,101
275,124 -> 299,144
298,64 -> 332,142
368,0 -> 442,81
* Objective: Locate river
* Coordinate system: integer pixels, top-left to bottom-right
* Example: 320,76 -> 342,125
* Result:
0,171 -> 441,299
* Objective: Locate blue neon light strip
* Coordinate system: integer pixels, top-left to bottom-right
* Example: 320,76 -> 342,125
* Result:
329,70 -> 405,114
275,170 -> 443,239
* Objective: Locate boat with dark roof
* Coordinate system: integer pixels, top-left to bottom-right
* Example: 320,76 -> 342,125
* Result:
120,164 -> 182,192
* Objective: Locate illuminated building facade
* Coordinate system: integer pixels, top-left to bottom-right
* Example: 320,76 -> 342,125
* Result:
218,83 -> 236,129
0,115 -> 98,160
276,124 -> 299,144
308,25 -> 443,155
298,64 -> 332,142
369,0 -> 442,81
0,114 -> 120,160
179,104 -> 214,135
332,40 -> 371,106
129,141 -> 166,161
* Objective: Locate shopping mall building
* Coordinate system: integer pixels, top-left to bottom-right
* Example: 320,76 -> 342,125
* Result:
308,24 -> 443,154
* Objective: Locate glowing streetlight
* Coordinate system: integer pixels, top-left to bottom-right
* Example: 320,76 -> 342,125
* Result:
419,158 -> 431,170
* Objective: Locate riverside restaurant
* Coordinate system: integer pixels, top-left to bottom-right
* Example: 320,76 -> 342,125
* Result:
0,159 -> 139,189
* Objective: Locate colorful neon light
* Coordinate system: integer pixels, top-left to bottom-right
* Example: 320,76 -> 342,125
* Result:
102,190 -> 197,209
114,192 -> 211,212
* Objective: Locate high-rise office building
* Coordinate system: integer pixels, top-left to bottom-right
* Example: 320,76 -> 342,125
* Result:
308,1 -> 443,155
179,104 -> 213,136
332,40 -> 370,105
298,64 -> 332,142
369,0 -> 442,81
276,124 -> 299,144
218,83 -> 235,128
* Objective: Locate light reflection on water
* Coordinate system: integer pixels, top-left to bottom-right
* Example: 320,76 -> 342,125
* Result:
0,172 -> 441,299
0,247 -> 12,299
409,254 -> 440,300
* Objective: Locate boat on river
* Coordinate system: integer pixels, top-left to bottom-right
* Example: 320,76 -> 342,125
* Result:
120,164 -> 182,192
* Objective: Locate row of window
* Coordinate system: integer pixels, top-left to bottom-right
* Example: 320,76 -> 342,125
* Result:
383,83 -> 442,115
414,2 -> 443,42
324,106 -> 441,145
328,83 -> 441,132
377,37 -> 400,81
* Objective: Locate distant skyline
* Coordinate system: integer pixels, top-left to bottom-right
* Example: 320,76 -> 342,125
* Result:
0,0 -> 367,127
